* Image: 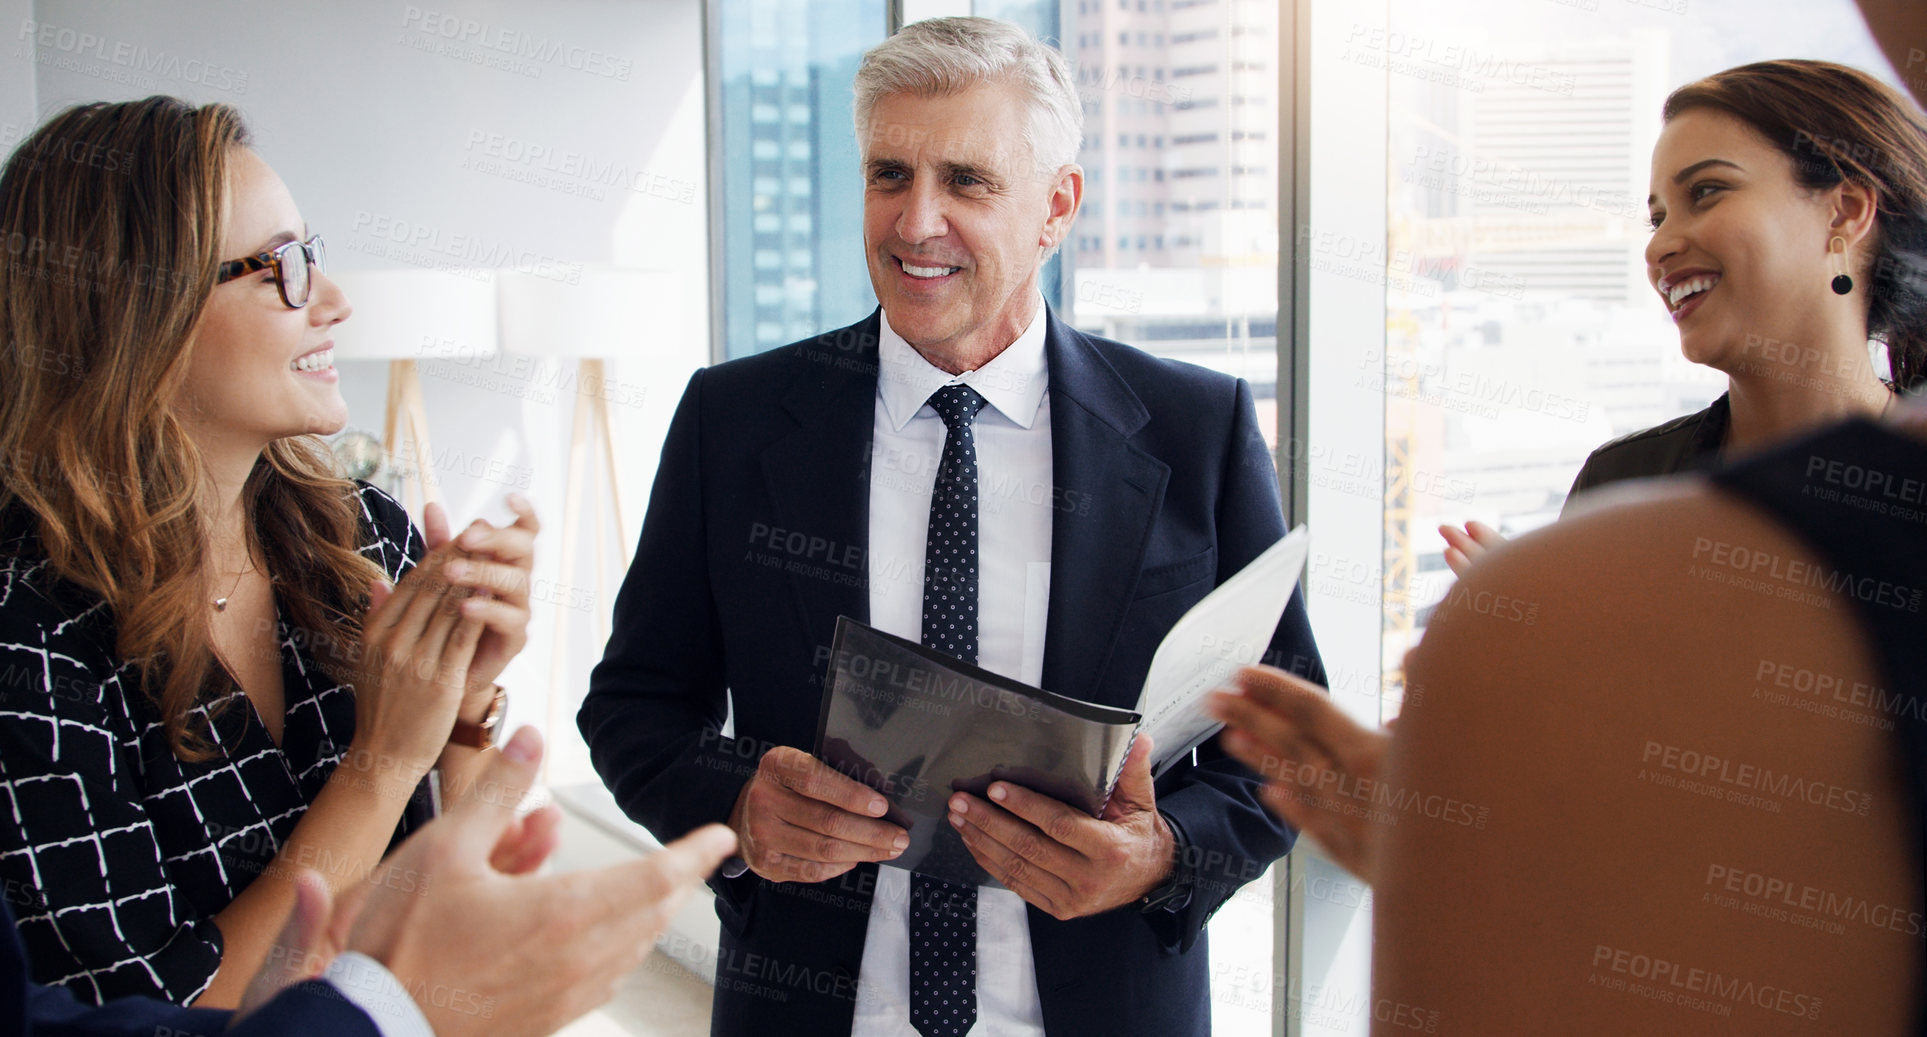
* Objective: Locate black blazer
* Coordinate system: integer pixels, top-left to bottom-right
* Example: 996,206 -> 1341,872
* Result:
1564,393 -> 1730,513
3,898 -> 378,1037
580,310 -> 1325,1036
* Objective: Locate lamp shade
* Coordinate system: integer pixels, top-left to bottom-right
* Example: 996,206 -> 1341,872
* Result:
497,265 -> 678,359
328,268 -> 499,361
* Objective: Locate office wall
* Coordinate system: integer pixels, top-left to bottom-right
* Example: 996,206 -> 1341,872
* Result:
0,0 -> 34,136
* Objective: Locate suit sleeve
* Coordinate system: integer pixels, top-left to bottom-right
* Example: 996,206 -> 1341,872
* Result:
6,894 -> 231,1037
20,983 -> 375,1037
21,985 -> 233,1037
226,982 -> 384,1037
1146,376 -> 1323,951
577,368 -> 753,896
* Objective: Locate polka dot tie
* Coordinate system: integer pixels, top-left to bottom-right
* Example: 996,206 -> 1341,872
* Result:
911,383 -> 986,1037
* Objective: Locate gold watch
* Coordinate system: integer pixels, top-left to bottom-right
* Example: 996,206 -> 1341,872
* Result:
449,685 -> 507,749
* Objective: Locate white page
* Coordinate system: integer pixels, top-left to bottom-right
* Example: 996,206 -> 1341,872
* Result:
1137,526 -> 1311,775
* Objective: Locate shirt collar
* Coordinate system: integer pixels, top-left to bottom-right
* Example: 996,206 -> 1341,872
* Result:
876,301 -> 1051,432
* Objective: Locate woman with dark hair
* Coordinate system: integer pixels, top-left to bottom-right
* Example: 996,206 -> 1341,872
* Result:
0,97 -> 537,1008
1212,33 -> 1927,1030
1443,58 -> 1927,570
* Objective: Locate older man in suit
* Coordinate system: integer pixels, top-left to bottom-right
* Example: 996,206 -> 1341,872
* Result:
580,16 -> 1323,1037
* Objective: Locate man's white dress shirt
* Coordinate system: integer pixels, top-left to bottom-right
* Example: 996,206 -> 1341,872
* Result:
851,303 -> 1053,1037
322,951 -> 437,1037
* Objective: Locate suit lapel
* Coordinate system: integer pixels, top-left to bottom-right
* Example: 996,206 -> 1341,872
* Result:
764,311 -> 1167,707
1039,312 -> 1169,708
761,314 -> 880,639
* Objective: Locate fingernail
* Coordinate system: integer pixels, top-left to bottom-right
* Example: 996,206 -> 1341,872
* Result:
503,726 -> 540,764
868,798 -> 888,816
893,833 -> 908,851
508,492 -> 529,510
988,785 -> 1006,802
949,813 -> 963,828
445,560 -> 469,580
950,796 -> 968,814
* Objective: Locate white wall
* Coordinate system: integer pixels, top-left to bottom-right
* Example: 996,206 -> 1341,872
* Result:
0,0 -> 35,137
10,0 -> 711,786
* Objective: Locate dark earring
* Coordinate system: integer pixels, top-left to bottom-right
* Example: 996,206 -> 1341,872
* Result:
1830,235 -> 1854,295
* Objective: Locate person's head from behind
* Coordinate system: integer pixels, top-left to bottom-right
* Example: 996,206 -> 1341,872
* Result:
1855,0 -> 1927,110
1645,60 -> 1927,394
0,96 -> 379,758
852,17 -> 1084,367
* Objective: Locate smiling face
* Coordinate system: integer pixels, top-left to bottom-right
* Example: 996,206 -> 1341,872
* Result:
177,148 -> 351,450
1644,108 -> 1851,371
862,81 -> 1080,370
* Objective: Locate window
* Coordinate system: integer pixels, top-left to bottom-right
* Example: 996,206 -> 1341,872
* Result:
1057,1 -> 1282,1027
1286,0 -> 1904,1030
1372,0 -> 1896,710
717,0 -> 885,359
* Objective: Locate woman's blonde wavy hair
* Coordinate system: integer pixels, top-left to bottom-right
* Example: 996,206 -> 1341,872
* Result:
0,96 -> 388,759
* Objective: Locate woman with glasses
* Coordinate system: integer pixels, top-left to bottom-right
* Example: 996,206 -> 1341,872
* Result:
0,97 -> 539,1008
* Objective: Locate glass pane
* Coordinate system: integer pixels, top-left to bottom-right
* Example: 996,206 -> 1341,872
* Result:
1056,1 -> 1284,1033
1290,2 -> 1904,1033
1380,0 -> 1899,718
719,0 -> 886,359
1065,0 -> 1283,453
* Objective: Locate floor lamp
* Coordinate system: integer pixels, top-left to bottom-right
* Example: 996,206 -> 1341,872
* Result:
498,266 -> 677,779
329,268 -> 500,516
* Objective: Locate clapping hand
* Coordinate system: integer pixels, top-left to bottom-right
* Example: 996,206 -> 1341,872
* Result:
1439,520 -> 1507,578
414,494 -> 540,713
238,728 -> 737,1037
1207,666 -> 1390,883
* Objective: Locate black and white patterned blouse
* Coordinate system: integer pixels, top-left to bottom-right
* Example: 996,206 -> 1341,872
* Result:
0,481 -> 426,1005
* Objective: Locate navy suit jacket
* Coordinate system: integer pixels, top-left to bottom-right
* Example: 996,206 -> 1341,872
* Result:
580,310 -> 1324,1036
3,898 -> 377,1037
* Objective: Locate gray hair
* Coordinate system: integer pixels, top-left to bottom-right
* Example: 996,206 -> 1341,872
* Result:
853,17 -> 1084,173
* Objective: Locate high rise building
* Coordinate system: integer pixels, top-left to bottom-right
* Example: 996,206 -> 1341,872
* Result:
1068,0 -> 1278,271
1456,32 -> 1671,306
720,0 -> 882,359
1065,0 -> 1281,393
